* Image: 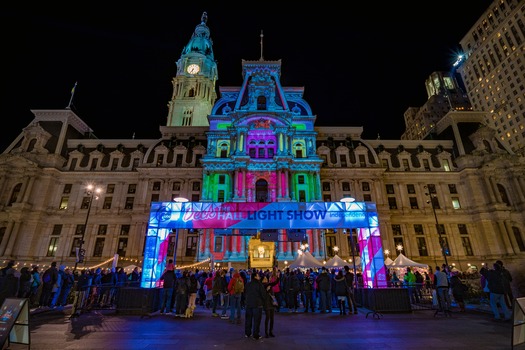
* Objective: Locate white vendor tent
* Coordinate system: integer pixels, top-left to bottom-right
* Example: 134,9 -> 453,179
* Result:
289,251 -> 323,268
325,254 -> 347,268
384,257 -> 394,266
388,253 -> 428,268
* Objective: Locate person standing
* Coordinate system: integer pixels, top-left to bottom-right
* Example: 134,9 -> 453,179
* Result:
0,260 -> 19,305
483,262 -> 512,321
227,269 -> 243,324
316,267 -> 331,313
29,265 -> 41,307
17,266 -> 32,298
449,271 -> 467,312
39,261 -> 58,308
244,271 -> 266,340
302,269 -> 315,313
404,267 -> 418,303
159,260 -> 176,314
262,276 -> 276,338
496,260 -> 513,309
433,266 -> 452,316
343,265 -> 358,314
334,270 -> 348,315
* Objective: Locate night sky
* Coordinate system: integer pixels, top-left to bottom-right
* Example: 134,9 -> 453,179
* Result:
1,1 -> 492,151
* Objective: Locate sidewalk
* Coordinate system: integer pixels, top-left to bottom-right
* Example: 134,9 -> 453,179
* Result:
11,302 -> 518,350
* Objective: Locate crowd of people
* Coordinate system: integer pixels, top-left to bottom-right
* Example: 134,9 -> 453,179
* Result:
384,260 -> 515,321
0,260 -> 142,313
155,265 -> 359,340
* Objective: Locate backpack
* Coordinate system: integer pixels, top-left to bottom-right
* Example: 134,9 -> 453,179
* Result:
233,278 -> 244,294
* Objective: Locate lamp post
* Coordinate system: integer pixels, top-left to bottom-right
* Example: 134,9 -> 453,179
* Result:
321,229 -> 327,262
424,186 -> 449,268
172,197 -> 189,266
74,183 -> 103,273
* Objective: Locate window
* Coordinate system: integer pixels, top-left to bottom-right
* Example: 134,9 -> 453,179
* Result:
342,182 -> 350,191
409,197 -> 419,209
451,197 -> 461,209
388,197 -> 397,209
386,184 -> 395,194
98,224 -> 107,235
322,182 -> 331,191
416,237 -> 428,256
214,236 -> 223,252
362,182 -> 370,192
323,194 -> 332,201
186,236 -> 198,257
359,155 -> 366,167
103,197 -> 112,209
340,155 -> 347,167
426,184 -> 437,194
125,197 -> 134,209
512,227 -> 525,252
448,184 -> 457,194
458,224 -> 468,235
440,237 -> 451,256
192,182 -> 201,191
423,159 -> 430,171
392,224 -> 402,236
363,194 -> 372,202
153,181 -> 161,191
172,182 -> 181,191
298,176 -> 305,185
175,154 -> 183,167
191,194 -> 200,201
393,237 -> 404,255
69,237 -> 82,257
59,197 -> 69,210
461,237 -> 474,256
402,159 -> 409,171
63,184 -> 72,194
443,159 -> 451,171
218,175 -> 225,185
106,184 -> 115,194
128,184 -> 137,194
76,225 -> 85,235
52,225 -> 62,235
218,190 -> 225,202
151,194 -> 160,202
414,224 -> 424,235
120,225 -> 130,235
81,197 -> 91,209
93,237 -> 105,257
117,238 -> 128,257
46,237 -> 59,257
406,184 -> 415,194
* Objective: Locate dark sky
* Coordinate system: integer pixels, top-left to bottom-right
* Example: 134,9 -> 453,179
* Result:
1,2 -> 492,151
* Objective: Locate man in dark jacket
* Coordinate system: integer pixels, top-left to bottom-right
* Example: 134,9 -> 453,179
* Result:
39,261 -> 58,308
244,271 -> 266,340
484,262 -> 512,321
159,260 -> 176,314
316,267 -> 331,313
343,265 -> 358,314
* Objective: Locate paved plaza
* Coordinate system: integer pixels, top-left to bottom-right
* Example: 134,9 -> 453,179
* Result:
5,303 -> 520,350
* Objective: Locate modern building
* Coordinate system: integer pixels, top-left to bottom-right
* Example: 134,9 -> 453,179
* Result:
456,0 -> 525,154
0,10 -> 524,286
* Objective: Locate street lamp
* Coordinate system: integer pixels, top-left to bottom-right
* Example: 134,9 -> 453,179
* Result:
74,183 -> 103,272
172,197 -> 189,266
424,186 -> 449,268
321,229 -> 327,261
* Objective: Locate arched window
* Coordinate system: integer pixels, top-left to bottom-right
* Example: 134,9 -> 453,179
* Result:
8,183 -> 22,206
497,183 -> 511,206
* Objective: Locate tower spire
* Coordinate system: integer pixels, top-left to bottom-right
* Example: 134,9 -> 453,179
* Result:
259,30 -> 264,61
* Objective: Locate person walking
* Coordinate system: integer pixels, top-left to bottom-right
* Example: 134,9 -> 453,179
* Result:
482,262 -> 512,321
244,271 -> 266,340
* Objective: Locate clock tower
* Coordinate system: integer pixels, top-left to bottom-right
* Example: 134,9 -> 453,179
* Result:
166,12 -> 218,127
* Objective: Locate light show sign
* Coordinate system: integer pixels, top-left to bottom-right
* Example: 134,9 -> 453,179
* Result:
148,201 -> 379,230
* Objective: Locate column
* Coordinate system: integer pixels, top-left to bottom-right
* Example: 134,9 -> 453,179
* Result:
4,221 -> 21,256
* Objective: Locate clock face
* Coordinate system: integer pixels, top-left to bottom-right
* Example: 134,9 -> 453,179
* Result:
187,64 -> 200,74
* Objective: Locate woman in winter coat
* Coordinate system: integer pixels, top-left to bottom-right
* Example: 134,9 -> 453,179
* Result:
449,272 -> 467,312
334,270 -> 348,315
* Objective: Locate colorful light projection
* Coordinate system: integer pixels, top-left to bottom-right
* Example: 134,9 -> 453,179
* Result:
142,201 -> 386,288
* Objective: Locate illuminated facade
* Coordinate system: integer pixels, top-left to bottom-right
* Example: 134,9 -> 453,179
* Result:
0,12 -> 523,289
